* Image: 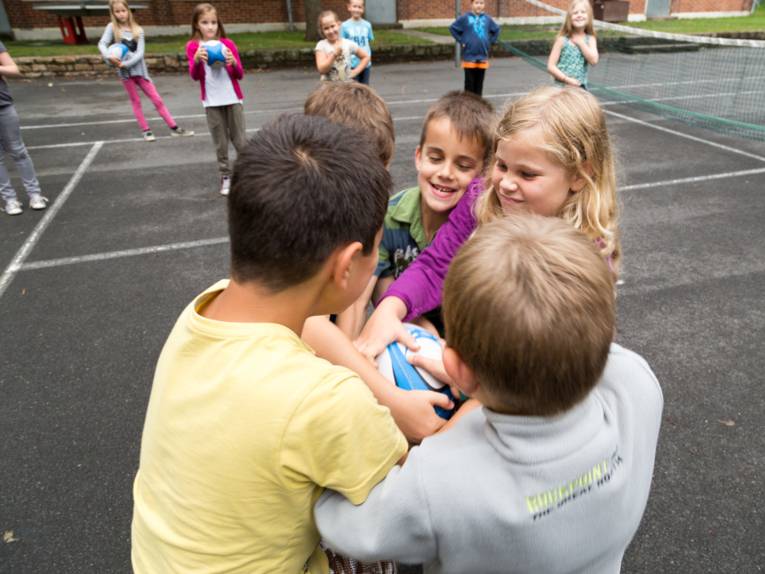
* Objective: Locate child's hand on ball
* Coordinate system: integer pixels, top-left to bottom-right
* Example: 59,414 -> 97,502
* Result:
194,46 -> 208,63
223,47 -> 235,65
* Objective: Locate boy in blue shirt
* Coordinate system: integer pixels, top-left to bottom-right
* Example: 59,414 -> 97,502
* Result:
449,0 -> 500,96
341,0 -> 374,85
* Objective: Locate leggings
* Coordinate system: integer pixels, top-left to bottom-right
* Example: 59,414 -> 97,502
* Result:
122,76 -> 176,132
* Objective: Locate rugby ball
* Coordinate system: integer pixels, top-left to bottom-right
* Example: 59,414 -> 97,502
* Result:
107,43 -> 129,63
376,323 -> 455,419
203,40 -> 226,68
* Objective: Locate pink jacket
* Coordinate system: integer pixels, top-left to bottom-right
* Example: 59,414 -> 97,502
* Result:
185,38 -> 244,102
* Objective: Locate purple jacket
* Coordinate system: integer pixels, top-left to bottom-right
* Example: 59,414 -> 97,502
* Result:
185,38 -> 244,102
383,178 -> 483,320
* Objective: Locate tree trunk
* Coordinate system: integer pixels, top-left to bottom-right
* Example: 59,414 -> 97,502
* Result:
304,0 -> 323,41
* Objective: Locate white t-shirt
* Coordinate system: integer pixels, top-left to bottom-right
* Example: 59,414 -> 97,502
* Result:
314,38 -> 359,82
202,60 -> 241,108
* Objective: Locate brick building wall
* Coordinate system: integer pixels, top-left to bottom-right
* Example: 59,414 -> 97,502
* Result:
4,0 -> 754,31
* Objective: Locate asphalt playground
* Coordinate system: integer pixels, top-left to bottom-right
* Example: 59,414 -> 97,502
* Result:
1,56 -> 763,573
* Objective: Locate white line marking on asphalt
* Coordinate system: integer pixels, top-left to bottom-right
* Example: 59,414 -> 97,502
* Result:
622,167 -> 765,191
15,165 -> 765,273
19,237 -> 229,271
604,109 -> 765,163
0,142 -> 103,300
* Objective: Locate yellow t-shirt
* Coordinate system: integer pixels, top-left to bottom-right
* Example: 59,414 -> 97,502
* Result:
132,281 -> 408,573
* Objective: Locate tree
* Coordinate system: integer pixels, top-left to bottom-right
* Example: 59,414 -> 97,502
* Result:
304,0 -> 322,41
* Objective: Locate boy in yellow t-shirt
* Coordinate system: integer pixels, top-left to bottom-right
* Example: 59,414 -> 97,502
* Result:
131,114 -> 408,573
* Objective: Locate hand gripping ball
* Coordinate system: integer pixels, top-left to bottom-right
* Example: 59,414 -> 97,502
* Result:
107,43 -> 129,64
376,323 -> 456,420
203,40 -> 226,68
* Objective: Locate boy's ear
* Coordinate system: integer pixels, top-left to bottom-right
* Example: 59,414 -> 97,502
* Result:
414,146 -> 423,171
329,241 -> 364,288
443,346 -> 479,396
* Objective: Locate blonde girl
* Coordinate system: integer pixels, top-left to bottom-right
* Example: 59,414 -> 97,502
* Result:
186,3 -> 246,196
314,10 -> 370,82
547,0 -> 599,88
98,0 -> 193,141
355,86 -> 620,359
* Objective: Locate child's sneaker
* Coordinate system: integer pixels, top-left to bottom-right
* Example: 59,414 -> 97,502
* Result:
4,198 -> 23,215
170,126 -> 194,137
29,195 -> 49,210
143,130 -> 156,142
220,176 -> 231,196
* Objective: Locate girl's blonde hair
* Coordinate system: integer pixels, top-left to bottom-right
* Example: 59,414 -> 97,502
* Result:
190,3 -> 226,40
108,0 -> 142,42
476,86 -> 620,273
558,0 -> 595,38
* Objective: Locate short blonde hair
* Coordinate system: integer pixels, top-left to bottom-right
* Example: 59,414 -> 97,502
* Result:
475,86 -> 620,274
559,0 -> 595,38
443,214 -> 615,416
304,82 -> 395,166
108,0 -> 142,42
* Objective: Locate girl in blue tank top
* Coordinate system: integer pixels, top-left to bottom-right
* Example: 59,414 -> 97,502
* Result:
547,0 -> 599,89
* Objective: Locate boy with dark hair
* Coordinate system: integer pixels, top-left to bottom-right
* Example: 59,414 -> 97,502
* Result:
316,215 -> 663,572
131,114 -> 407,574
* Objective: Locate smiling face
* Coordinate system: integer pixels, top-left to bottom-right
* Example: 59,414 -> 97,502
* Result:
321,15 -> 340,42
347,0 -> 365,20
196,9 -> 219,40
112,2 -> 129,24
416,117 -> 484,218
490,127 -> 584,217
570,2 -> 591,30
472,0 -> 486,15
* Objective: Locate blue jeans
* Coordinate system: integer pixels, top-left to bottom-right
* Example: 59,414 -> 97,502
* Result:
0,105 -> 41,202
354,67 -> 371,85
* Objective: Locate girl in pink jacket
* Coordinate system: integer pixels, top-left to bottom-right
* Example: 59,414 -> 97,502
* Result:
186,3 -> 246,196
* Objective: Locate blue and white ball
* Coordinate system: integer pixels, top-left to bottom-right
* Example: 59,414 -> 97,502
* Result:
107,43 -> 129,64
203,40 -> 227,68
376,323 -> 456,419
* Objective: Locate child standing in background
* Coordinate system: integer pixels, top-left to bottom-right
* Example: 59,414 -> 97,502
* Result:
315,10 -> 370,82
449,0 -> 500,96
547,0 -> 599,89
186,2 -> 246,196
99,0 -> 193,142
0,42 -> 46,216
341,0 -> 374,85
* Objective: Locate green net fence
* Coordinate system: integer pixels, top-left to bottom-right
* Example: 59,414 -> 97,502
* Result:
497,0 -> 765,141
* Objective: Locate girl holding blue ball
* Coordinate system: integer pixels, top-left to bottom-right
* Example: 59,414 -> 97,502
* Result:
98,0 -> 193,142
186,3 -> 246,196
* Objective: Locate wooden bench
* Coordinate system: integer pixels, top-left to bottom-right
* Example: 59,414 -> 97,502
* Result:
22,0 -> 147,44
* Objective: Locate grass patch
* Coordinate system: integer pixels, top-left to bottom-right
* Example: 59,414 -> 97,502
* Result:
5,29 -> 432,58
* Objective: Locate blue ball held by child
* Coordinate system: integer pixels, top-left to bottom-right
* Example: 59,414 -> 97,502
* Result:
376,323 -> 456,419
203,40 -> 226,68
107,43 -> 128,64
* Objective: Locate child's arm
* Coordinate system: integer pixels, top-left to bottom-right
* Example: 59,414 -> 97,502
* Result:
546,36 -> 580,86
315,450 -> 437,564
448,14 -> 466,43
302,316 -> 451,442
222,39 -> 244,79
335,275 -> 377,339
573,34 -> 599,65
0,51 -> 21,78
120,31 -> 144,70
315,43 -> 339,75
355,181 -> 481,359
97,24 -> 114,63
349,45 -> 370,78
186,41 -> 206,80
489,17 -> 501,45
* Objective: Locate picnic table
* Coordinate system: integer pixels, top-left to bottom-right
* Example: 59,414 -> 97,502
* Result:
23,0 -> 147,44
